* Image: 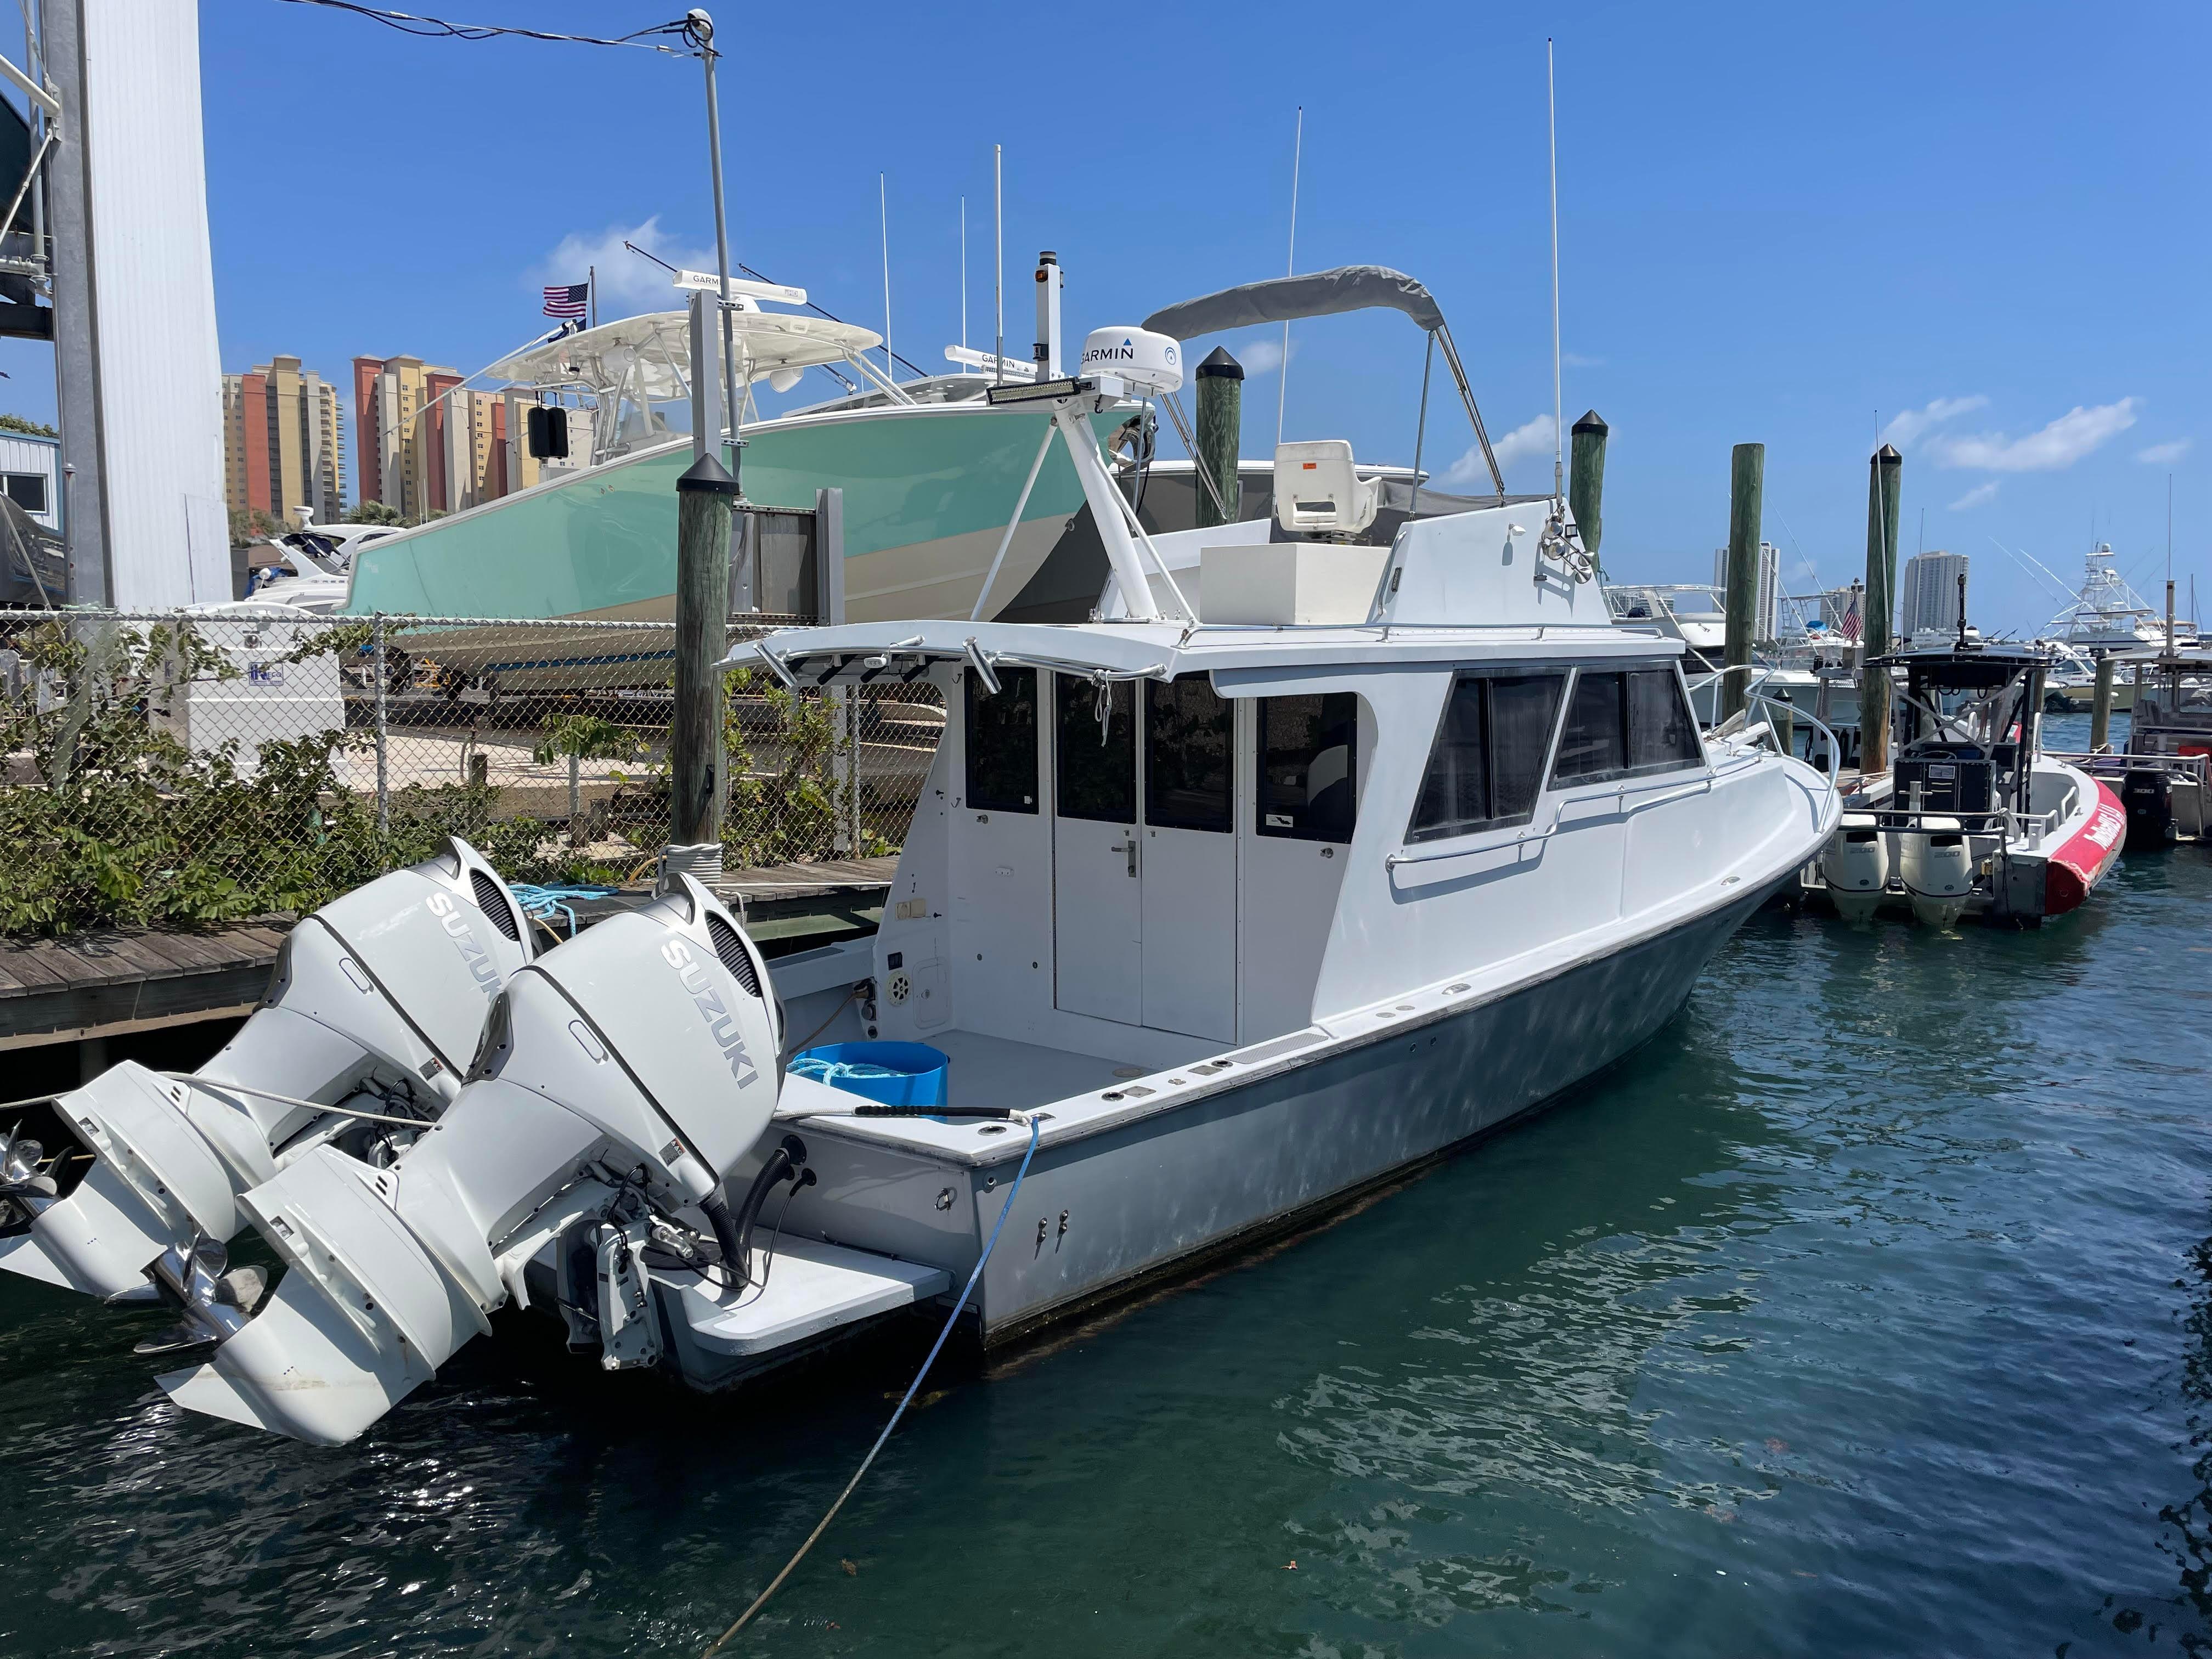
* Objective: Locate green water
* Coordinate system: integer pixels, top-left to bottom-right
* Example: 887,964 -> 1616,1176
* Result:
2,830 -> 2208,1655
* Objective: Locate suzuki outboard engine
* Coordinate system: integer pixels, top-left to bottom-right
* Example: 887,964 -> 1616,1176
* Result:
160,872 -> 782,1446
0,839 -> 534,1318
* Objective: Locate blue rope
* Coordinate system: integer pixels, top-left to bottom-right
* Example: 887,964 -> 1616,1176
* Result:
701,1115 -> 1042,1655
506,882 -> 617,938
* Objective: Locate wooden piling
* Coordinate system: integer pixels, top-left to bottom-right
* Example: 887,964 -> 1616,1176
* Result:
1859,444 -> 1903,775
673,452 -> 742,851
1721,443 -> 1764,724
1569,409 -> 1608,556
1194,347 -> 1243,529
2089,653 -> 2116,752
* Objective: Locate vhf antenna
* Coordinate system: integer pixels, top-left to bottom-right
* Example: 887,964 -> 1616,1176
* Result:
1548,37 -> 1563,509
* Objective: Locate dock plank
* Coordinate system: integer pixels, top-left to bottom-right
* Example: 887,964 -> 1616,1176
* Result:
0,919 -> 292,1049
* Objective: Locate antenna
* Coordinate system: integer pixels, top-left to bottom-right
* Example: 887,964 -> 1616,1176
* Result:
1547,39 -> 1562,506
879,172 -> 894,382
993,145 -> 1003,387
1277,105 -> 1302,448
960,195 -> 967,354
1917,507 -> 1925,557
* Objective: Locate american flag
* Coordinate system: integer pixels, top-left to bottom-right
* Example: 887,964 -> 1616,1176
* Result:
1838,593 -> 1861,643
542,282 -> 589,320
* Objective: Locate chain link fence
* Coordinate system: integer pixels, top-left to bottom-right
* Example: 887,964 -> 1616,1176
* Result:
0,609 -> 943,935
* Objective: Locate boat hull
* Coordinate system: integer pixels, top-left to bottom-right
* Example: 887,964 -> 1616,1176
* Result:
340,404 -> 1110,635
762,876 -> 1781,1362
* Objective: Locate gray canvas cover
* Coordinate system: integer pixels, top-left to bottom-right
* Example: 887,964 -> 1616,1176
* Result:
1142,266 -> 1446,341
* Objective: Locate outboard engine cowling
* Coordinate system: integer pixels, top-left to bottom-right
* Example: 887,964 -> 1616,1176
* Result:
159,873 -> 782,1446
0,839 -> 533,1307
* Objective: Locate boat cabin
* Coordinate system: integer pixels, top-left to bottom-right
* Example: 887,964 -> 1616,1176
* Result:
740,499 -> 1816,1133
1874,641 -> 2051,831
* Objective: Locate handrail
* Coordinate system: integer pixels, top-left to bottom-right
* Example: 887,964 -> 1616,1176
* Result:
1386,768 -> 1716,869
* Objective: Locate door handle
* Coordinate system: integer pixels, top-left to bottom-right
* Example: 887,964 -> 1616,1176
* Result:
1110,838 -> 1136,876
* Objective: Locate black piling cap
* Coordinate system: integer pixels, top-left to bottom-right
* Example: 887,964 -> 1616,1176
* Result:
676,451 -> 743,496
1572,409 -> 1608,436
1197,346 -> 1245,381
1871,443 -> 1902,467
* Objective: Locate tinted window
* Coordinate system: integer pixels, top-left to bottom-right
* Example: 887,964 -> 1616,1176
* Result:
1056,674 -> 1135,822
4,473 -> 47,514
1552,670 -> 1627,784
1258,693 -> 1357,842
1145,674 -> 1233,833
964,666 -> 1038,812
1626,669 -> 1702,772
1407,672 -> 1565,842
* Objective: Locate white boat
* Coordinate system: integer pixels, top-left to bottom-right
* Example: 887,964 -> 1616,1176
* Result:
125,307 -> 1838,1444
2045,541 -> 2200,656
1605,581 -> 1858,735
1806,640 -> 2125,924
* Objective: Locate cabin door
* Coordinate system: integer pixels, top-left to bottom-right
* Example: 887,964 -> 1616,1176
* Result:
1138,676 -> 1238,1042
1053,677 -> 1143,1025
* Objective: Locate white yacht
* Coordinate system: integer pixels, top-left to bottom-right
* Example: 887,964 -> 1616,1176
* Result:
115,311 -> 1839,1444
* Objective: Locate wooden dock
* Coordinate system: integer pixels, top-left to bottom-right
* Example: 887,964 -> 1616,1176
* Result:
0,921 -> 291,1052
0,854 -> 900,1057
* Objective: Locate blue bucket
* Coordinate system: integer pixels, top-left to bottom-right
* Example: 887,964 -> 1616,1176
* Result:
789,1041 -> 950,1111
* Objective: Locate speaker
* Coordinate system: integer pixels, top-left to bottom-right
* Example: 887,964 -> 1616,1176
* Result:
526,405 -> 569,461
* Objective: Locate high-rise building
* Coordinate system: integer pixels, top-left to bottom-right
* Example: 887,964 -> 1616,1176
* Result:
222,356 -> 346,527
1900,551 -> 1971,639
353,356 -> 569,518
1712,540 -> 1782,644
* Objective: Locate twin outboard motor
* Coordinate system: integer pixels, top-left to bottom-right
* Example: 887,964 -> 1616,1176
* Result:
160,873 -> 783,1446
0,840 -> 534,1324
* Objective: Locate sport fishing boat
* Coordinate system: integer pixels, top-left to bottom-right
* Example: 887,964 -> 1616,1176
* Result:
332,260 -> 1268,641
1810,636 -> 2124,925
126,308 -> 1839,1445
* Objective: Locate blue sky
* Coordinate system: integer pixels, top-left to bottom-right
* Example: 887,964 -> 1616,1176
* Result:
5,0 -> 2205,637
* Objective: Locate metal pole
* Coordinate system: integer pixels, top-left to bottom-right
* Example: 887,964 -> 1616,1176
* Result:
1722,443 -> 1764,724
1409,332 -> 1434,509
992,145 -> 1003,386
1277,105 -> 1302,449
373,613 -> 390,833
879,172 -> 893,383
692,10 -> 741,489
46,0 -> 106,605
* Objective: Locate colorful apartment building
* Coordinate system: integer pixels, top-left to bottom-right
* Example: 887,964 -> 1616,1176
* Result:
221,356 -> 346,527
353,355 -> 566,519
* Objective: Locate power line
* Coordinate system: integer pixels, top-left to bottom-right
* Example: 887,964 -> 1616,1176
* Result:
272,0 -> 692,53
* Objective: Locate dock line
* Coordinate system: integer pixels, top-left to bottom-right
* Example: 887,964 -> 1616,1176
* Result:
701,1113 -> 1041,1656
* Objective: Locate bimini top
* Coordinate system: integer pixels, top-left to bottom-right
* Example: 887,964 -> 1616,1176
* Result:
487,309 -> 882,396
1143,266 -> 1446,337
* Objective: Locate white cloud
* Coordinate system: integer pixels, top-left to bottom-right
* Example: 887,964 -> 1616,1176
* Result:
1948,481 -> 1999,511
1237,337 -> 1289,375
1562,352 -> 1606,369
537,216 -> 713,314
2138,438 -> 2193,465
1925,398 -> 2139,472
1443,413 -> 1554,487
1880,395 -> 1989,450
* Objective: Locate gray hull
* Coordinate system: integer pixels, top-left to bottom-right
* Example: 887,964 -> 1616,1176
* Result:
780,879 -> 1772,1351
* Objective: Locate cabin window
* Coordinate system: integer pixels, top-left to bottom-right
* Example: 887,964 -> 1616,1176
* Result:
1553,671 -> 1628,783
1553,665 -> 1705,787
1407,672 -> 1566,843
964,666 -> 1039,812
1056,675 -> 1136,822
1146,674 -> 1234,833
1257,693 -> 1357,842
3,473 -> 47,514
1626,669 -> 1704,772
